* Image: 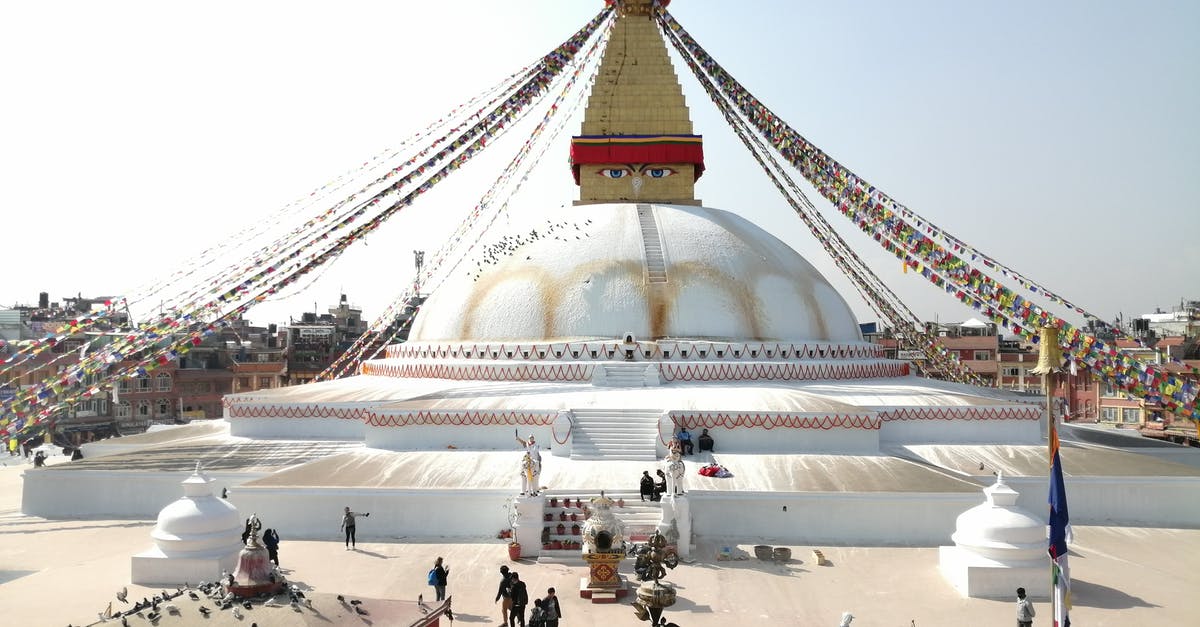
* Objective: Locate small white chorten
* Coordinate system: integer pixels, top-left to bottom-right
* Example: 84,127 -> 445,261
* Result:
938,473 -> 1050,598
132,462 -> 242,585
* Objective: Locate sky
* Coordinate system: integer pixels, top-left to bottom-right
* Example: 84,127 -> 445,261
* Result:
2,0 -> 1197,332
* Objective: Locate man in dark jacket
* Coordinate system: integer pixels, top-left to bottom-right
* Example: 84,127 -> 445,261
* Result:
541,587 -> 562,627
494,565 -> 512,625
640,470 -> 654,501
508,571 -> 528,627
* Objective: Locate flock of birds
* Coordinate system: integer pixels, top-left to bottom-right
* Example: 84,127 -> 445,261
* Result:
71,578 -> 398,626
469,218 -> 594,281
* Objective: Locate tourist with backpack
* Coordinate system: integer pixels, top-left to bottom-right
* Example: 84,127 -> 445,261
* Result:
429,556 -> 450,601
528,598 -> 548,627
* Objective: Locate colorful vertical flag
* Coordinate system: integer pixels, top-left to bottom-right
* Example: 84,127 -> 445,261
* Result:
1048,424 -> 1072,627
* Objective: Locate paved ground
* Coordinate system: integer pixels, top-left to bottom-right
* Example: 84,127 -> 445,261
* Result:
2,458 -> 1198,626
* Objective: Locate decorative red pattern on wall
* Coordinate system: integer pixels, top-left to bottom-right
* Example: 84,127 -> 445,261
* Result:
362,362 -> 595,382
660,361 -> 908,382
365,410 -> 558,428
226,404 -> 367,420
878,406 -> 1041,422
671,412 -> 881,430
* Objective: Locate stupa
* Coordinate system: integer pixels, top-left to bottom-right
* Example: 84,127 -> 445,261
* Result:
131,462 -> 241,585
26,0 -> 1200,554
939,473 -> 1050,598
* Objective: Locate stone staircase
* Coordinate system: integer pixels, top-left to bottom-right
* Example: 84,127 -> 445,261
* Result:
569,408 -> 661,461
598,362 -> 652,387
637,204 -> 668,283
536,491 -> 663,564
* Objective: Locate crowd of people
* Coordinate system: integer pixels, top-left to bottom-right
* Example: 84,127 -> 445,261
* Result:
495,564 -> 561,627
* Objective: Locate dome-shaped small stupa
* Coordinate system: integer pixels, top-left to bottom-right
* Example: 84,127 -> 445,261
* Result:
939,474 -> 1050,598
132,462 -> 242,585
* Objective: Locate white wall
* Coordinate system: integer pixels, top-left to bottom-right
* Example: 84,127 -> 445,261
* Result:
22,469 -> 265,518
366,425 -> 557,454
685,424 -> 880,454
1003,476 -> 1200,528
690,491 -> 979,545
231,486 -> 513,539
228,416 -> 365,440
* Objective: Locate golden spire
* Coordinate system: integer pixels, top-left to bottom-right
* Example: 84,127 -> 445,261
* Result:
571,0 -> 703,205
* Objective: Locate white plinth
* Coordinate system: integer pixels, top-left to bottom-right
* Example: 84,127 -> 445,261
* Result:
131,546 -> 238,585
512,496 -> 544,559
938,545 -> 1048,599
658,494 -> 692,559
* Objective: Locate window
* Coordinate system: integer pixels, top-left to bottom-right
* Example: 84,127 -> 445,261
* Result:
137,400 -> 151,417
1101,382 -> 1118,397
1002,367 -> 1021,377
973,350 -> 991,361
1122,408 -> 1140,424
118,379 -> 131,394
156,373 -> 171,391
116,401 -> 131,418
1101,407 -> 1119,422
238,377 -> 251,389
137,376 -> 152,392
156,399 -> 171,417
258,376 -> 272,389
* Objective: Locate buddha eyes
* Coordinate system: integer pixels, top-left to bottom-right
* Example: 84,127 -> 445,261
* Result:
597,167 -> 677,179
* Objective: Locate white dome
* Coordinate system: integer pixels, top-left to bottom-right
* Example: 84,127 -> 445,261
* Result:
410,203 -> 862,343
950,477 -> 1045,564
151,467 -> 243,558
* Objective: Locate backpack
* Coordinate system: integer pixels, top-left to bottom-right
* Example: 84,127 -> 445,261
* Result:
528,607 -> 547,626
427,568 -> 437,585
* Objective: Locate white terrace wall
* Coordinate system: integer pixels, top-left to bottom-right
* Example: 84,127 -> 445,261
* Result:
22,469 -> 265,518
365,425 -> 563,455
678,423 -> 880,455
1003,475 -> 1200,528
228,416 -> 365,440
231,486 -> 513,539
689,491 -> 980,546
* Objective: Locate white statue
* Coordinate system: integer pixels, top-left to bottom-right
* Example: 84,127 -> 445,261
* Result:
520,452 -> 541,496
664,449 -> 685,496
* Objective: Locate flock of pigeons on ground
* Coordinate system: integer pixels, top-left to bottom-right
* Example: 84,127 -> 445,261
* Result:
470,218 -> 594,281
66,578 -> 410,626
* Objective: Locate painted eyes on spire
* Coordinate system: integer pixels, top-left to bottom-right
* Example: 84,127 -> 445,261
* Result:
645,168 -> 676,179
596,167 -> 677,179
599,168 -> 630,179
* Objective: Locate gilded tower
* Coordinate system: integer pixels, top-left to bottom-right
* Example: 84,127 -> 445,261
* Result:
571,0 -> 703,205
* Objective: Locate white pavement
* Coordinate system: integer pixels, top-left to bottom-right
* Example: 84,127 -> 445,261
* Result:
1,460 -> 1198,626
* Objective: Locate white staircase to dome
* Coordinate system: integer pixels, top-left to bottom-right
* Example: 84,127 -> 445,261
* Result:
597,362 -> 656,387
570,408 -> 661,461
637,204 -> 668,283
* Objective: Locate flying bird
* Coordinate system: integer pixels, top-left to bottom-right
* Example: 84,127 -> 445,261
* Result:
116,587 -> 128,603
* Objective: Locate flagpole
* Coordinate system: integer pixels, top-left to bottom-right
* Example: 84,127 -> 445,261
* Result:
1030,325 -> 1062,615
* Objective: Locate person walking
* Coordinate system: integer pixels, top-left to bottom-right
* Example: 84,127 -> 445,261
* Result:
340,506 -> 369,550
1016,587 -> 1036,626
639,470 -> 654,501
431,556 -> 450,601
262,528 -> 280,566
541,587 -> 562,627
494,564 -> 513,625
528,598 -> 547,627
508,571 -> 529,627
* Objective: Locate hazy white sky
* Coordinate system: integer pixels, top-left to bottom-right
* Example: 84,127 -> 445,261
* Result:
2,0 -> 1197,330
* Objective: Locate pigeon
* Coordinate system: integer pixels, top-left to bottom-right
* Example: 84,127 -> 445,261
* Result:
116,587 -> 128,603
417,594 -> 423,606
336,595 -> 346,604
121,617 -> 129,627
188,591 -> 200,601
198,605 -> 211,616
242,601 -> 253,610
350,599 -> 362,605
355,606 -> 368,615
145,611 -> 159,622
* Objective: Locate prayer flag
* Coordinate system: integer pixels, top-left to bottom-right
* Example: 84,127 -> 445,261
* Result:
1049,425 -> 1071,627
